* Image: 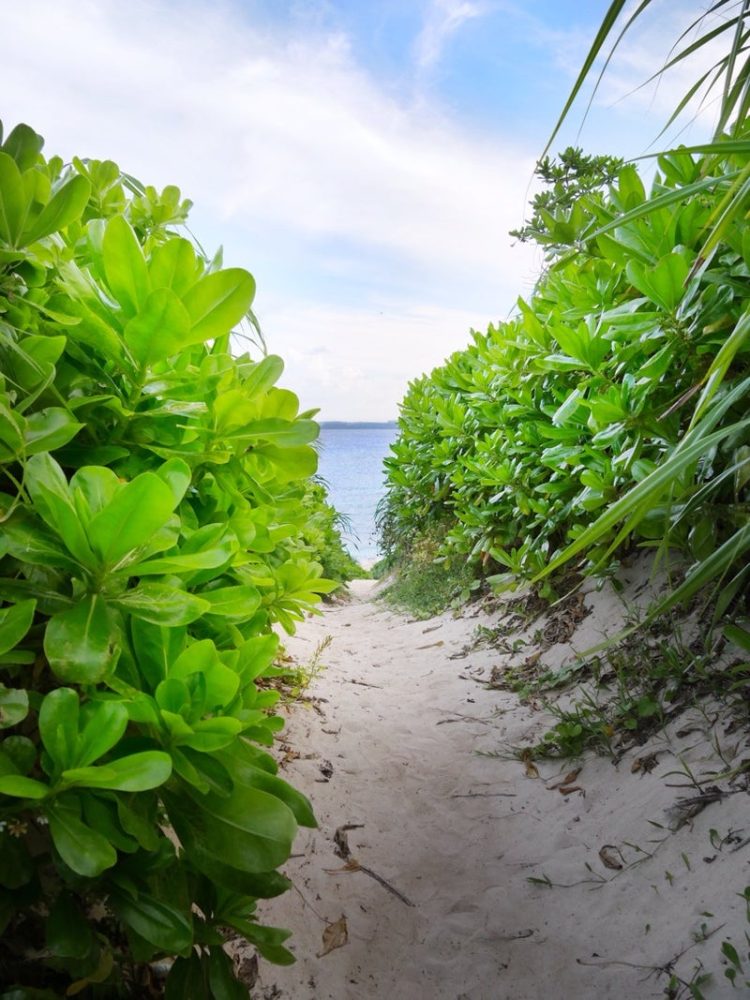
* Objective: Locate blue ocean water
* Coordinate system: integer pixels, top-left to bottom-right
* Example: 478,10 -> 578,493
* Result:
316,425 -> 398,562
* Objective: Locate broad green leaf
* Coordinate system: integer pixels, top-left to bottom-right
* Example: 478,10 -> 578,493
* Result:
127,547 -> 232,576
243,354 -> 284,395
111,585 -> 210,626
154,457 -> 191,506
2,510 -> 80,570
0,685 -> 29,730
76,700 -> 129,766
218,746 -> 315,828
25,453 -> 95,566
207,947 -> 248,998
1,736 -> 35,775
23,408 -> 83,455
163,779 -> 297,874
87,472 -> 176,566
39,688 -> 79,770
169,639 -> 238,708
226,418 -> 319,447
110,891 -> 192,954
102,215 -> 149,317
181,853 -> 291,899
0,600 -> 36,657
13,334 -> 66,388
61,750 -> 172,792
46,797 -> 117,876
124,288 -> 191,366
148,237 -> 201,296
24,175 -> 91,243
44,595 -> 119,685
0,151 -> 26,245
200,585 -> 261,621
182,268 -> 255,343
178,718 -> 242,752
130,619 -> 184,690
235,634 -> 279,682
254,444 -> 318,480
0,775 -> 48,799
2,123 -> 44,171
70,466 -> 121,520
165,954 -> 207,1000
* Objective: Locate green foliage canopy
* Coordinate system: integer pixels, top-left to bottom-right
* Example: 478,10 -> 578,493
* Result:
0,120 -> 341,995
381,135 -> 750,616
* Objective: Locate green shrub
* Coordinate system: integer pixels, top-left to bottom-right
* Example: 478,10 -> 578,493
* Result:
0,121 -> 339,995
381,135 -> 750,616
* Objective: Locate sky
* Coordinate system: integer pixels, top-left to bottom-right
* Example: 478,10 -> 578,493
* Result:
1,0 -> 721,419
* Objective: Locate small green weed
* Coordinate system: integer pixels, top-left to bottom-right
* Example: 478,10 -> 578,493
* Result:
278,635 -> 333,702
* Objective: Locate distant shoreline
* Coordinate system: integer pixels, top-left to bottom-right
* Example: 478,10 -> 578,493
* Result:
319,421 -> 398,429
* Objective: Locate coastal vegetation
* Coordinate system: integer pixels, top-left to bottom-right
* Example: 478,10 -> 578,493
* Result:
380,6 -> 750,641
0,120 -> 354,995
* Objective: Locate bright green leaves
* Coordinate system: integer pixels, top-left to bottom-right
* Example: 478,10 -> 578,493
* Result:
383,136 -> 750,618
44,596 -> 119,685
23,174 -> 91,245
61,751 -> 172,792
101,217 -> 255,366
182,268 -> 255,343
0,685 -> 29,729
148,237 -> 202,295
0,151 -> 90,249
102,215 -> 149,317
124,288 -> 191,365
0,600 -> 36,658
87,472 -> 177,567
164,778 -> 297,875
39,689 -> 128,770
626,250 -> 691,312
110,890 -> 193,955
23,454 -> 189,575
0,117 -> 342,993
47,797 -> 117,876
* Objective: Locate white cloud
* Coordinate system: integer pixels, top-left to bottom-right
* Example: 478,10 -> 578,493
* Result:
0,0 -> 539,418
269,298 -> 515,421
414,0 -> 488,70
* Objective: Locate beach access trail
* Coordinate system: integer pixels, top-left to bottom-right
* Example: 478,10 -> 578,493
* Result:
252,579 -> 748,1000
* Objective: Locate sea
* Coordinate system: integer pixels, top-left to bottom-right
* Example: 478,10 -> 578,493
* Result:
316,423 -> 399,564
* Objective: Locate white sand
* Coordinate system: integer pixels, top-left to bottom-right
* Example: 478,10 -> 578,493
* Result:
252,574 -> 750,1000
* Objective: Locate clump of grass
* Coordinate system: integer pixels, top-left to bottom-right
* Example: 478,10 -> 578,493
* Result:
378,537 -> 479,619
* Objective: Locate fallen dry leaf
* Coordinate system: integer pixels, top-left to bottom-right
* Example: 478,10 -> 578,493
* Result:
319,916 -> 348,957
548,768 -> 581,790
599,845 -> 623,871
558,784 -> 584,796
524,759 -> 540,779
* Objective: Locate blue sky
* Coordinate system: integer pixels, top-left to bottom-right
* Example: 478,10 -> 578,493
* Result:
1,0 -> 718,418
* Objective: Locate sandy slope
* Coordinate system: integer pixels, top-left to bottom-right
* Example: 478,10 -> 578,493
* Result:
251,577 -> 750,1000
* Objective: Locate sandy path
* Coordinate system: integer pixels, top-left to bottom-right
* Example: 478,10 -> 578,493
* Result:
253,579 -> 748,1000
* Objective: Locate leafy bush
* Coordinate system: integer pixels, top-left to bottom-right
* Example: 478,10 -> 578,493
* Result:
0,121 -> 340,995
381,134 -> 750,615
